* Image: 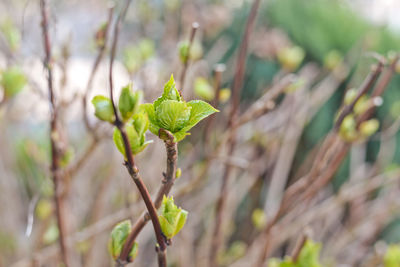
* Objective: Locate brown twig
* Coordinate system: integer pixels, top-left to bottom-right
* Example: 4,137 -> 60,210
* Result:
108,1 -> 166,266
255,58 -> 393,266
209,0 -> 260,266
334,61 -> 384,130
118,129 -> 178,264
39,0 -> 69,266
179,22 -> 199,95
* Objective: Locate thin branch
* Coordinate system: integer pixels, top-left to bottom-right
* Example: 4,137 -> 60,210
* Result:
40,0 -> 69,266
118,129 -> 178,264
82,5 -> 114,135
209,0 -> 261,266
108,1 -> 167,266
334,61 -> 384,130
179,22 -> 199,95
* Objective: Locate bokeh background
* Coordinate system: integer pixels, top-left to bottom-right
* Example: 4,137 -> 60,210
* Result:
2,0 -> 400,266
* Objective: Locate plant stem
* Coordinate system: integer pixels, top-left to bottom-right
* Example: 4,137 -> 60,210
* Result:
334,61 -> 384,130
209,0 -> 260,266
118,129 -> 178,264
108,1 -> 166,266
40,0 -> 69,266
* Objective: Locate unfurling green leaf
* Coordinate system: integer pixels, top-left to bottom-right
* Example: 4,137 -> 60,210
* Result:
92,95 -> 115,123
118,84 -> 142,121
1,66 -> 26,98
113,113 -> 152,158
108,220 -> 131,260
154,75 -> 181,109
184,100 -> 218,130
158,195 -> 188,239
156,100 -> 191,132
141,75 -> 218,142
194,77 -> 214,101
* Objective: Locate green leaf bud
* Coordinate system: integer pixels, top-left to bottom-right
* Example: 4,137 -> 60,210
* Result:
277,46 -> 305,71
359,119 -> 379,137
158,195 -> 188,239
92,95 -> 115,123
108,220 -> 131,260
118,84 -> 142,121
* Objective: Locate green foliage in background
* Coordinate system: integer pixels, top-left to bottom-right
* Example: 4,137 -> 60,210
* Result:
268,240 -> 322,267
266,0 -> 400,62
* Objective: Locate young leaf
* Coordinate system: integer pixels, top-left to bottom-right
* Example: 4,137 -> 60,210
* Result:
108,220 -> 131,260
155,100 -> 191,132
118,84 -> 141,121
158,196 -> 188,239
140,103 -> 159,136
182,100 -> 219,131
173,208 -> 188,237
153,75 -> 181,110
132,112 -> 149,137
113,114 -> 152,158
92,95 -> 115,123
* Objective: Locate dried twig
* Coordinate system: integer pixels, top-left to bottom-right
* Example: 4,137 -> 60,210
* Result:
209,0 -> 261,266
39,0 -> 69,266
